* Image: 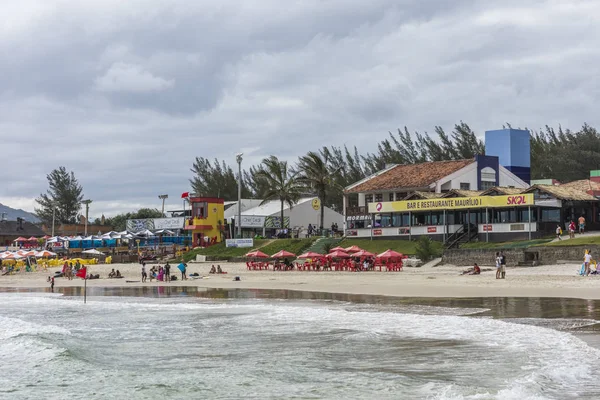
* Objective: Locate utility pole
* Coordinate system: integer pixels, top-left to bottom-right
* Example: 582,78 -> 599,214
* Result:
236,153 -> 243,238
51,206 -> 56,237
158,194 -> 168,217
82,200 -> 92,236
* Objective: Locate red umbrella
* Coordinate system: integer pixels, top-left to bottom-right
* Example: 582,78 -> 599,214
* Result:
245,250 -> 269,258
14,237 -> 28,242
327,250 -> 351,258
345,245 -> 363,253
353,249 -> 375,257
271,250 -> 296,258
297,251 -> 324,259
330,246 -> 347,252
27,236 -> 38,241
377,249 -> 405,259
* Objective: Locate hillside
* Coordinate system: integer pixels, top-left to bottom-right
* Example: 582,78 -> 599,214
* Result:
0,203 -> 39,223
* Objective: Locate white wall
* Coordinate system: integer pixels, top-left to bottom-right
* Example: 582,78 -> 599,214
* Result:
434,163 -> 478,192
287,200 -> 344,232
498,166 -> 529,188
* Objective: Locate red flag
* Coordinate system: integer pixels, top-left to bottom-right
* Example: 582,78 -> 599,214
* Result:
76,267 -> 87,279
181,192 -> 189,198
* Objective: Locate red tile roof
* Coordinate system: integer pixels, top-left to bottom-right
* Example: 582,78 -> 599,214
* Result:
345,159 -> 473,193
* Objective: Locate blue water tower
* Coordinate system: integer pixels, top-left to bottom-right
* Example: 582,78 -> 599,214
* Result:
485,128 -> 531,184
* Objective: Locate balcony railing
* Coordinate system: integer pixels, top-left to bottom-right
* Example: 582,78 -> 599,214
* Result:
345,206 -> 367,216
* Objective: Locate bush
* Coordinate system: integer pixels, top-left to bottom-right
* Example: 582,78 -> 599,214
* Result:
415,236 -> 442,262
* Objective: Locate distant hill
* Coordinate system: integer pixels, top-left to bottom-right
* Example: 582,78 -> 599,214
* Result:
0,203 -> 40,223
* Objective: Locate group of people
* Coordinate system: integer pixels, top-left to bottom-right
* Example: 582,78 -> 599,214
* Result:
61,260 -> 83,280
108,269 -> 123,278
556,215 -> 586,240
141,262 -> 187,282
209,265 -> 226,274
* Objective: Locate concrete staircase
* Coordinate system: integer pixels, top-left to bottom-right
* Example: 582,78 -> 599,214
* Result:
306,237 -> 343,255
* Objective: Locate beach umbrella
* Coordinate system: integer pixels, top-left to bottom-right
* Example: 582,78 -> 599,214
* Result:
35,250 -> 56,258
42,235 -> 51,239
16,250 -> 28,256
297,251 -> 324,259
344,245 -> 363,253
271,250 -> 296,258
177,263 -> 186,273
14,237 -> 28,242
353,250 -> 375,258
245,250 -> 269,258
82,249 -> 104,255
23,251 -> 36,257
330,246 -> 347,252
4,253 -> 23,260
327,250 -> 351,258
377,249 -> 405,259
27,236 -> 38,241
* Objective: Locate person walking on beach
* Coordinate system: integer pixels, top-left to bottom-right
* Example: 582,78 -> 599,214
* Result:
141,263 -> 147,283
569,220 -> 576,239
164,262 -> 171,282
495,252 -> 502,279
50,276 -> 55,292
579,215 -> 586,234
500,252 -> 506,279
181,263 -> 187,280
584,250 -> 592,276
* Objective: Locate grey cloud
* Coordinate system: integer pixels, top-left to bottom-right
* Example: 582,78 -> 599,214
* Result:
1,0 -> 600,216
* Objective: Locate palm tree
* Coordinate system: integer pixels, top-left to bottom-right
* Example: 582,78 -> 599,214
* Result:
297,151 -> 340,232
255,156 -> 303,232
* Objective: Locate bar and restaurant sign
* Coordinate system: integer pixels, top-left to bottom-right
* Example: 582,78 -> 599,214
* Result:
368,194 -> 534,213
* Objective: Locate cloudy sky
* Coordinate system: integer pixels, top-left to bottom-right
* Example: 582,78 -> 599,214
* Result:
2,0 -> 599,218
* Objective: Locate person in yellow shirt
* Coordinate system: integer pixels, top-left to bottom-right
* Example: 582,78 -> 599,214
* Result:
579,215 -> 586,234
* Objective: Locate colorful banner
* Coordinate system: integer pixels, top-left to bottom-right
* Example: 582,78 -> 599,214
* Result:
368,194 -> 534,213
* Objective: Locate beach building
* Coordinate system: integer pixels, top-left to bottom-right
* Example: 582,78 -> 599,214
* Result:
184,196 -> 225,247
228,197 -> 344,238
0,218 -> 46,247
343,128 -> 600,243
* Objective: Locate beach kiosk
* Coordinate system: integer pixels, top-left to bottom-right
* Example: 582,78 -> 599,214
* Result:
185,197 -> 225,247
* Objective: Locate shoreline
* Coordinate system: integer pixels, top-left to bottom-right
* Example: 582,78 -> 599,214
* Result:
3,261 -> 600,300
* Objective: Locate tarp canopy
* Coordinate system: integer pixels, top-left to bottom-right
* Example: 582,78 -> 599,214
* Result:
344,245 -> 363,253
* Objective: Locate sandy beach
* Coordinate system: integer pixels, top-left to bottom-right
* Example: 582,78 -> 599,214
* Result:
2,261 -> 600,300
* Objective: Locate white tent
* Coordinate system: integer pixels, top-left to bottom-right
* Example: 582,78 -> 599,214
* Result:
82,249 -> 104,255
136,229 -> 155,237
72,236 -> 84,241
154,229 -> 175,235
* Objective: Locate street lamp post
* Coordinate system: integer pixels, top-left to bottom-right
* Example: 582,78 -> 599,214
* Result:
236,153 -> 243,238
82,200 -> 92,236
158,194 -> 168,217
51,205 -> 56,237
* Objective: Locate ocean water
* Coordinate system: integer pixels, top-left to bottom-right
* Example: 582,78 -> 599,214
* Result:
1,289 -> 600,400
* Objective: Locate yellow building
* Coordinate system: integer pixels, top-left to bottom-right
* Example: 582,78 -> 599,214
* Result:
185,197 -> 225,247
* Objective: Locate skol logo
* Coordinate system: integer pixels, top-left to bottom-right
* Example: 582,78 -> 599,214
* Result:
507,195 -> 527,205
376,202 -> 382,211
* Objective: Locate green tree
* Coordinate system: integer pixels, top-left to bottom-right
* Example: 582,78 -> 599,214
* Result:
35,166 -> 84,224
297,151 -> 341,230
190,157 -> 251,200
255,156 -> 303,231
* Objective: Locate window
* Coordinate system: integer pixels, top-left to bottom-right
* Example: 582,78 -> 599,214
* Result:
480,181 -> 495,190
193,202 -> 208,219
374,193 -> 383,202
389,193 -> 394,201
396,193 -> 404,201
365,194 -> 373,203
460,183 -> 470,190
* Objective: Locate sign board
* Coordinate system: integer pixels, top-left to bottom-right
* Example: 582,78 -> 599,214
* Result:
398,227 -> 410,235
312,198 -> 321,211
483,224 -> 493,232
346,215 -> 370,221
264,216 -> 290,228
427,226 -> 437,233
369,194 -> 535,213
346,230 -> 358,236
225,238 -> 254,248
373,229 -> 382,236
240,216 -> 265,228
126,217 -> 185,231
510,224 -> 525,231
